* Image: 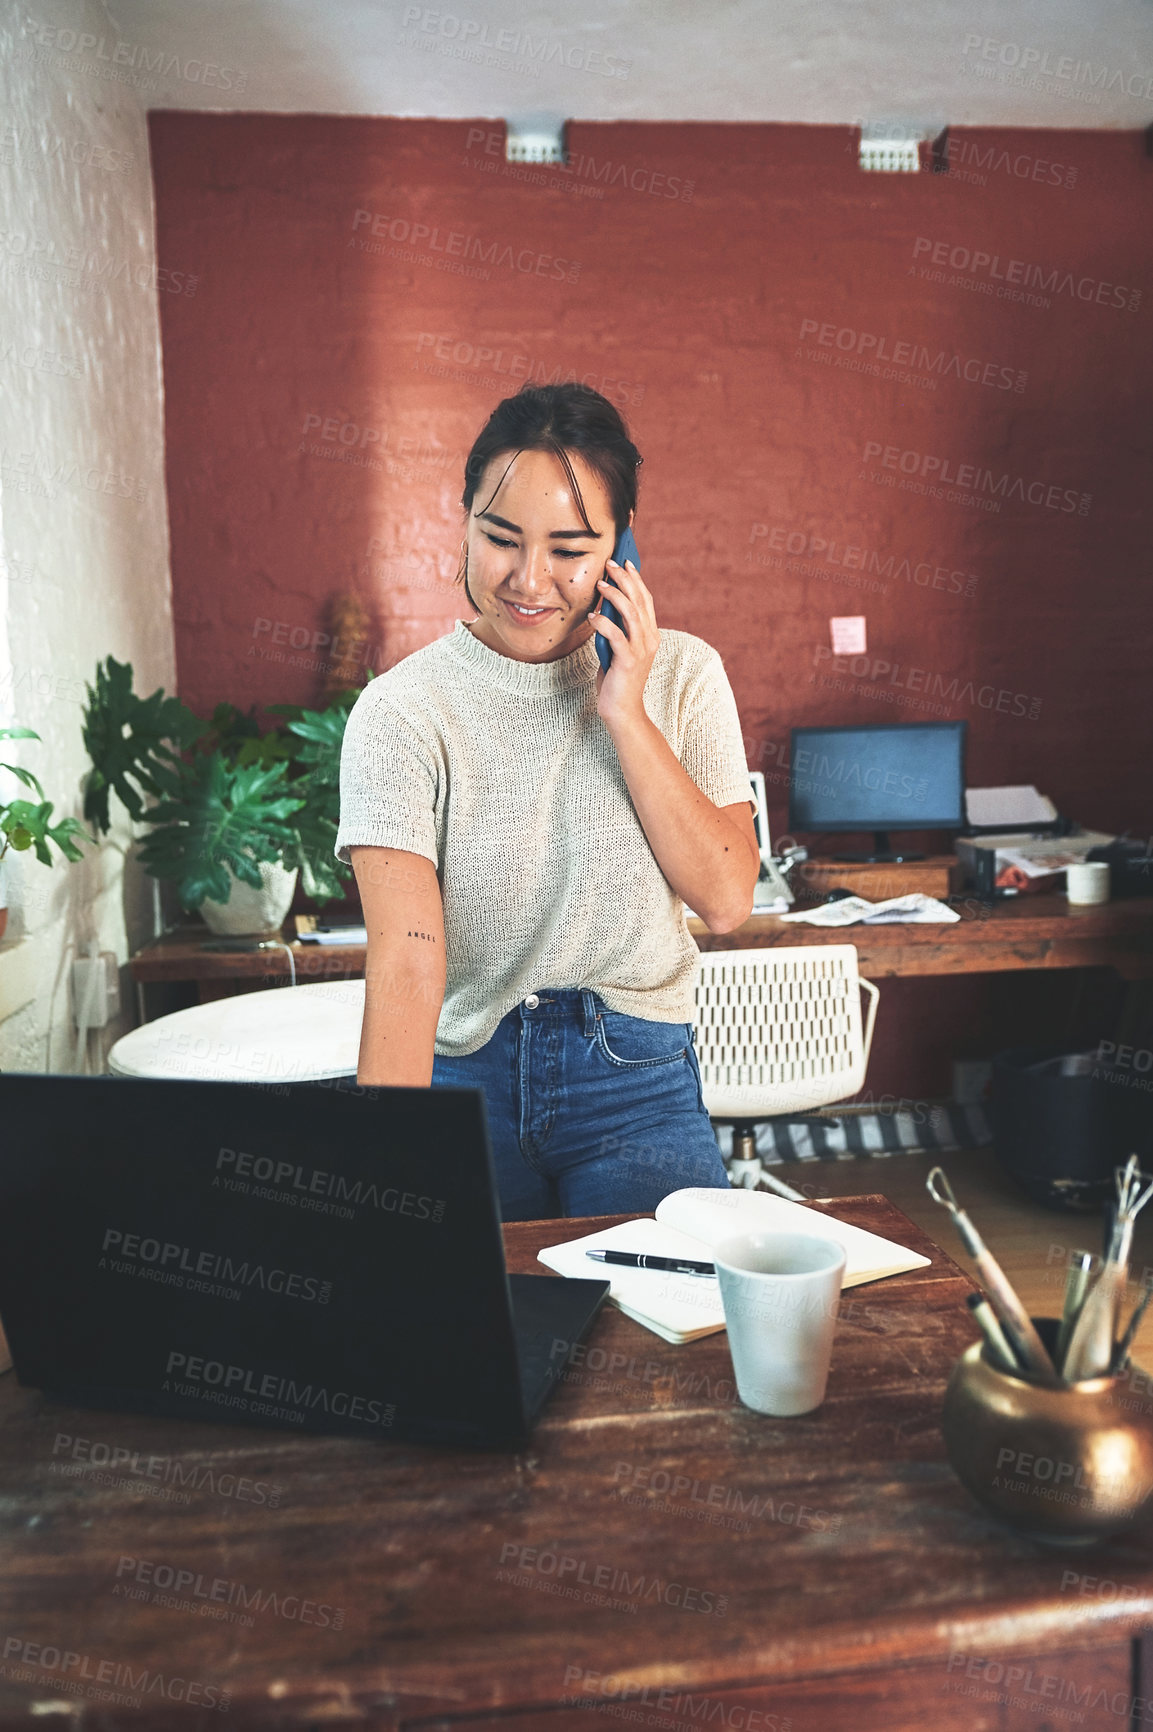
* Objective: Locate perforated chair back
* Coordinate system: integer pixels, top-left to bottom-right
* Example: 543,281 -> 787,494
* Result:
693,945 -> 880,1118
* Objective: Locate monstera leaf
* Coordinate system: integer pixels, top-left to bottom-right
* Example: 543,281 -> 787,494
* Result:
1,727 -> 92,868
81,657 -> 203,834
80,660 -> 362,908
266,694 -> 358,898
136,752 -> 306,911
286,700 -> 354,813
0,799 -> 88,867
286,703 -> 350,781
278,801 -> 347,902
201,701 -> 296,771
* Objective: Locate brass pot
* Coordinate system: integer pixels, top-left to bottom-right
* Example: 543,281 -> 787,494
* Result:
942,1318 -> 1153,1547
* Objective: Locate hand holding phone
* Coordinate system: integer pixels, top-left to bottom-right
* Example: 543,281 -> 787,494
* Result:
595,526 -> 640,673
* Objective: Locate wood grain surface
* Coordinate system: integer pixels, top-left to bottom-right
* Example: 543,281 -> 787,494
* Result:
0,1194 -> 1150,1730
691,895 -> 1153,979
130,896 -> 1153,988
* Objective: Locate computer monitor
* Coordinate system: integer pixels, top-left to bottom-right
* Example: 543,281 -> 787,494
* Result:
788,722 -> 966,861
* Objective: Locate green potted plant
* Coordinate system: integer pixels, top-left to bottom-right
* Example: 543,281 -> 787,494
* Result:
0,726 -> 91,939
80,659 -> 360,936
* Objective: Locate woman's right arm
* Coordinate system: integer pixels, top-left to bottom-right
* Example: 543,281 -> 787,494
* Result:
349,846 -> 446,1087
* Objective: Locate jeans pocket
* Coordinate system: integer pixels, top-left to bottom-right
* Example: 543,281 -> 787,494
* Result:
684,1038 -> 709,1116
594,1013 -> 689,1070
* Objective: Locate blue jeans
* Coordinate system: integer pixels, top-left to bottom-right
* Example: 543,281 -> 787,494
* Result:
430,988 -> 729,1221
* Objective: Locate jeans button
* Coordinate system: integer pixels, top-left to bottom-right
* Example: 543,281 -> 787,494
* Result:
524,993 -> 540,1009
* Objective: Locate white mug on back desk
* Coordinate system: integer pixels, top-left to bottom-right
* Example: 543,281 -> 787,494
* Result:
1066,861 -> 1110,906
714,1232 -> 847,1417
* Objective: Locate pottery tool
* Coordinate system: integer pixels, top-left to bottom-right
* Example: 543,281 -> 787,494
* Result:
1055,1251 -> 1096,1369
1061,1262 -> 1123,1381
1062,1156 -> 1153,1381
1110,1277 -> 1153,1376
1105,1159 -> 1152,1333
926,1166 -> 1058,1384
1102,1196 -> 1117,1270
966,1290 -> 1020,1375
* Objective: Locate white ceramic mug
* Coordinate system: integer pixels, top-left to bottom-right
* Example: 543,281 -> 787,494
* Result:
714,1231 -> 847,1417
1066,861 -> 1110,906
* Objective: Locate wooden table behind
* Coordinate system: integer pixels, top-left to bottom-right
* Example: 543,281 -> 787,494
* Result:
0,1196 -> 1150,1730
690,893 -> 1153,979
130,898 -> 1153,1011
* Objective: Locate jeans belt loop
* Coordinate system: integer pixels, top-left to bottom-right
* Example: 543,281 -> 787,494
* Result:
580,989 -> 599,1039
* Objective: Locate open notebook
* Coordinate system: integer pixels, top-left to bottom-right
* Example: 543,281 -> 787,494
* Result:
536,1186 -> 931,1345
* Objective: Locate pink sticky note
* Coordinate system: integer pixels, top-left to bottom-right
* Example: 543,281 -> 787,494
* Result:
831,616 -> 867,655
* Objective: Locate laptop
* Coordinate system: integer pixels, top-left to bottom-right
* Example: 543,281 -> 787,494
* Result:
0,1073 -> 609,1451
748,770 -> 795,910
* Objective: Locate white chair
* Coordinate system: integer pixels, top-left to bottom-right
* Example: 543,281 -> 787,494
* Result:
692,945 -> 880,1190
108,980 -> 364,1083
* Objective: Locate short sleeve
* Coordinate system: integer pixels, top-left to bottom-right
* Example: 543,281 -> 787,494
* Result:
678,647 -> 754,811
334,683 -> 440,868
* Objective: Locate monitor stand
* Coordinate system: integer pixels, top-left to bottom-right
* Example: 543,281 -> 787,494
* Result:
833,831 -> 926,863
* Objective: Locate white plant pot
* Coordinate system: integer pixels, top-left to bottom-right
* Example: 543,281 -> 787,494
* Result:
200,860 -> 298,936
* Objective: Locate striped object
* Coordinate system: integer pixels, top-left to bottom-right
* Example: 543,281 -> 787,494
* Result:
714,1101 -> 992,1164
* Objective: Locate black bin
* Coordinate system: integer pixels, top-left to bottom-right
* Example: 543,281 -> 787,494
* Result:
989,1043 -> 1153,1212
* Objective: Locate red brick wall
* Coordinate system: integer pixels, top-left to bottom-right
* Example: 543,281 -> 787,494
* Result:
149,115 -> 1151,1098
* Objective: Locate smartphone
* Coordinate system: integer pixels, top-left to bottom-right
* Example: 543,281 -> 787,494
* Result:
595,526 -> 640,673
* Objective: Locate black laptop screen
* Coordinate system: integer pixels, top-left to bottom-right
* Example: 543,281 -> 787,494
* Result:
0,1074 -> 530,1448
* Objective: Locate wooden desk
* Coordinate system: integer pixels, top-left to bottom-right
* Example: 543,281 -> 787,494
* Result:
130,899 -> 1153,1015
1,1196 -> 1149,1730
690,894 -> 1153,980
128,925 -> 367,1012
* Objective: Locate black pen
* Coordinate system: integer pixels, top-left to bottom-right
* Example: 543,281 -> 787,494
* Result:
586,1250 -> 716,1277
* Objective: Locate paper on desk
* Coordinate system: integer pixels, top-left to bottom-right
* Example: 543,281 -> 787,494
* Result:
994,848 -> 1065,879
537,1218 -> 727,1343
965,786 -> 1058,828
656,1189 -> 931,1286
996,841 -> 1110,877
778,893 -> 960,926
536,1190 -> 931,1344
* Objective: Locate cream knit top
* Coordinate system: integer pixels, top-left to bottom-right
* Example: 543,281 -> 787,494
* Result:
335,620 -> 752,1057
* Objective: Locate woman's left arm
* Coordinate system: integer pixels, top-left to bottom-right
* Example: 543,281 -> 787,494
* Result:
591,559 -> 761,934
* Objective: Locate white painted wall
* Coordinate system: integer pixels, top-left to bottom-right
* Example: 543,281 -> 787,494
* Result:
0,0 -> 175,1072
73,0 -> 1153,129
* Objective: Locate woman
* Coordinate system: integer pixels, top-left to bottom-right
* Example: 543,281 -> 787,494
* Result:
335,383 -> 760,1220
